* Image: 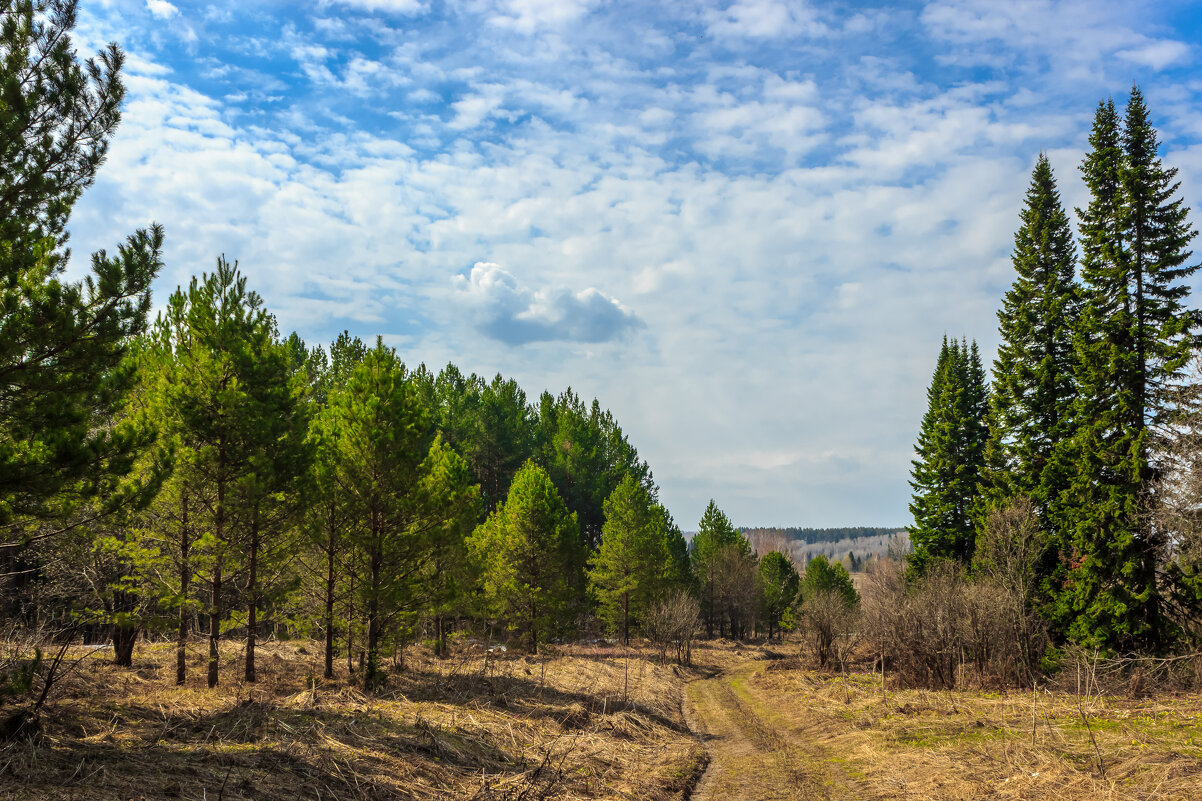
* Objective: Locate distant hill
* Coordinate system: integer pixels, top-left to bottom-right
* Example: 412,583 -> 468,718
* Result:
739,526 -> 904,545
738,526 -> 909,572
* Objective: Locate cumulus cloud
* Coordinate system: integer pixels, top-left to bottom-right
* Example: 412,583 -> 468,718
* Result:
706,0 -> 829,40
453,262 -> 643,345
327,0 -> 428,14
145,0 -> 178,19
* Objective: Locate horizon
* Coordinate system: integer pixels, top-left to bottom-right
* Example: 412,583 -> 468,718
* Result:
64,0 -> 1202,529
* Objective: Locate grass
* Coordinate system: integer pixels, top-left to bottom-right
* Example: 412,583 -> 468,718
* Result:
0,638 -> 701,800
753,654 -> 1202,800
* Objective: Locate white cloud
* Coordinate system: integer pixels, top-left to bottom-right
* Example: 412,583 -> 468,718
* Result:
453,262 -> 643,344
145,0 -> 178,19
487,0 -> 599,32
1117,40 -> 1191,71
706,0 -> 829,40
66,0 -> 1202,529
327,0 -> 428,14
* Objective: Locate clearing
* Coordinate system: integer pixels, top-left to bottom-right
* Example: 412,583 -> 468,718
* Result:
683,645 -> 1202,800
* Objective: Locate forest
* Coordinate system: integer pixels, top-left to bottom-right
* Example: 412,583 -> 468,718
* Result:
4,3 -> 1202,799
0,0 -> 828,726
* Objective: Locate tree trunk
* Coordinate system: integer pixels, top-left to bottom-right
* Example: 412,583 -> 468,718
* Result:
177,487 -> 190,685
365,504 -> 382,690
113,623 -> 139,667
208,559 -> 221,688
245,504 -> 259,683
208,471 -> 225,689
324,505 -> 336,679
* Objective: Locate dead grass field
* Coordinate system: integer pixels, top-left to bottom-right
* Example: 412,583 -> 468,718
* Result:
687,641 -> 1202,800
6,637 -> 1201,800
0,639 -> 704,801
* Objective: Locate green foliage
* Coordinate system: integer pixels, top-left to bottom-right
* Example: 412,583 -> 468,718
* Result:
0,0 -> 163,528
908,338 -> 989,573
588,474 -> 672,642
756,551 -> 799,639
983,154 -> 1081,625
535,389 -> 655,550
324,341 -> 477,687
469,460 -> 582,652
1058,89 -> 1199,652
690,500 -> 753,637
801,555 -> 858,608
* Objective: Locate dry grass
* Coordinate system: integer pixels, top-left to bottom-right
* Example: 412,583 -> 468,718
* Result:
0,638 -> 703,801
754,651 -> 1202,800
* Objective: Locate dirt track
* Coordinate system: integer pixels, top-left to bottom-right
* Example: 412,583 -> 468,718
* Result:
684,661 -> 866,801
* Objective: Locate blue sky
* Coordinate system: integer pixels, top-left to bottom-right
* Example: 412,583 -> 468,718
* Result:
67,0 -> 1202,528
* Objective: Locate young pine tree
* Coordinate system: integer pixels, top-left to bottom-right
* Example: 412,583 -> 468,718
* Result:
588,473 -> 670,644
469,460 -> 581,653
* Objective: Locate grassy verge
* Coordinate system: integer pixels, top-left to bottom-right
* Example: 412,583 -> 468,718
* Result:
0,639 -> 697,801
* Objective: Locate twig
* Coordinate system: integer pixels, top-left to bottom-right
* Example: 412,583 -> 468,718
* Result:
1076,703 -> 1107,781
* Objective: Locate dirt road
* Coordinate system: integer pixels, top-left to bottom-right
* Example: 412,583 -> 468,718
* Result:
683,661 -> 865,801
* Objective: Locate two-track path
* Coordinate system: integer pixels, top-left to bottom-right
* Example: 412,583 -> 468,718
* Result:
683,660 -> 871,801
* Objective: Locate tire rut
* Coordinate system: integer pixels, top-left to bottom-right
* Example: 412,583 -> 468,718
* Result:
683,665 -> 867,801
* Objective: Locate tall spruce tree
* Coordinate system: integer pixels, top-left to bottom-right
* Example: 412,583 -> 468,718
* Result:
908,338 -> 989,572
985,155 -> 1080,616
1061,90 -> 1199,651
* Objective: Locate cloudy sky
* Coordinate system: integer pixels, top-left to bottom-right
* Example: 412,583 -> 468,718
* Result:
67,0 -> 1202,529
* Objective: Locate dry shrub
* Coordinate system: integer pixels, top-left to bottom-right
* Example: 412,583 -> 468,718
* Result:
801,590 -> 857,670
860,551 -> 1047,689
644,589 -> 700,665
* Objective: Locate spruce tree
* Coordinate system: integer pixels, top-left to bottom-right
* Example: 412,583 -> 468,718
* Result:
1062,90 -> 1199,651
908,338 -> 989,572
985,154 -> 1080,616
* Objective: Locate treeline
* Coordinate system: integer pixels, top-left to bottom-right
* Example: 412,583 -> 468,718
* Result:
0,4 -> 827,705
908,87 -> 1202,659
740,526 -> 904,546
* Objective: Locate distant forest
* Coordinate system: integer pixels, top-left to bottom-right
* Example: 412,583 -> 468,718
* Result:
738,527 -> 904,546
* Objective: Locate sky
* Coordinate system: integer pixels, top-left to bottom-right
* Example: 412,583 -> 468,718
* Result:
65,0 -> 1202,529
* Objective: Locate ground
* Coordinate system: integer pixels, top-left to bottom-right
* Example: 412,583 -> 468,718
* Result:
2,639 -> 1201,800
685,645 -> 1202,800
0,639 -> 702,800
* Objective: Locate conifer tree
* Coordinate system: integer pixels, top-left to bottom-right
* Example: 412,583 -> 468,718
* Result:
469,460 -> 581,653
158,259 -> 287,688
985,154 -> 1080,613
757,551 -> 799,640
588,474 -> 669,644
1,1 -> 163,530
908,338 -> 989,572
1061,90 -> 1199,651
690,500 -> 749,636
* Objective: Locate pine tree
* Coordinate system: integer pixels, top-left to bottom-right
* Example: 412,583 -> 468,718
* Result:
1061,90 -> 1199,651
468,460 -> 581,653
1,1 -> 163,530
689,500 -> 749,637
588,473 -> 669,644
908,337 -> 989,572
757,551 -> 799,640
326,339 -> 444,683
157,259 -> 287,688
